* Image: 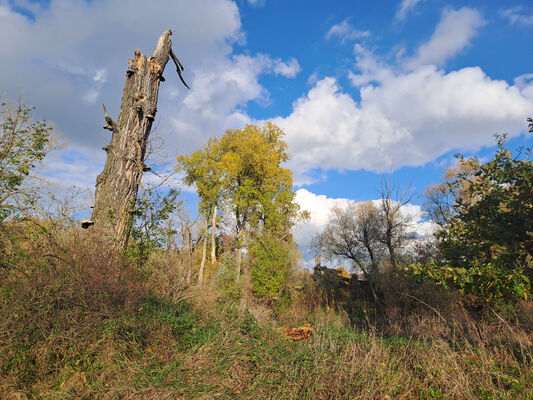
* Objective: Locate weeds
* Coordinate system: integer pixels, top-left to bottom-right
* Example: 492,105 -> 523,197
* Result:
1,220 -> 532,399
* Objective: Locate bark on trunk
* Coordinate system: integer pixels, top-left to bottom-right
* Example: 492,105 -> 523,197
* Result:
89,30 -> 176,249
198,217 -> 208,285
210,206 -> 217,264
235,228 -> 242,282
186,217 -> 192,284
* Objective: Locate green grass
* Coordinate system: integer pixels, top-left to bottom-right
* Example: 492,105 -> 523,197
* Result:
2,291 -> 533,399
1,225 -> 532,399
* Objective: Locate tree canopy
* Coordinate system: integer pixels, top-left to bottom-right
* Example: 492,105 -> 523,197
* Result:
411,134 -> 533,302
177,122 -> 305,239
0,99 -> 54,222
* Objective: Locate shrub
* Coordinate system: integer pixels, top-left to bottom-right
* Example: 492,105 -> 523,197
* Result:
216,252 -> 242,302
410,134 -> 533,302
249,233 -> 294,302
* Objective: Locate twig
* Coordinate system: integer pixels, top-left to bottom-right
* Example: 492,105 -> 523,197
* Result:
169,49 -> 190,89
401,292 -> 447,323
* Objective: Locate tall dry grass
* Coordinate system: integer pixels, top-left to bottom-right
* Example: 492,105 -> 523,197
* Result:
1,220 -> 531,399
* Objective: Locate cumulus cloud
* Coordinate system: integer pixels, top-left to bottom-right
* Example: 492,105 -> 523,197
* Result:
273,58 -> 301,78
0,0 -> 243,156
293,189 -> 436,268
395,0 -> 424,22
0,0 -> 300,203
169,53 -> 301,152
275,65 -> 532,183
325,19 -> 370,42
271,8 -> 532,184
406,7 -> 485,69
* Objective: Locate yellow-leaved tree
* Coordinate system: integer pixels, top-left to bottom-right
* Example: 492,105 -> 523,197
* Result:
177,123 -> 308,292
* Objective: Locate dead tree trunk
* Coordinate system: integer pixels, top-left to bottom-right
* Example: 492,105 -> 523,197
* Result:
87,30 -> 188,249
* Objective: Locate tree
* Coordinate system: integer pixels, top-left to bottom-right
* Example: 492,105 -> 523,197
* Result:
378,180 -> 413,269
423,158 -> 479,228
178,122 -> 305,281
0,99 -> 55,222
177,136 -> 224,284
89,30 -> 188,250
312,201 -> 384,302
410,133 -> 533,302
249,232 -> 296,302
126,187 -> 180,266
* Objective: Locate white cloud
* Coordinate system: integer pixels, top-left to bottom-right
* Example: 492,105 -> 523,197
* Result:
0,0 -> 300,204
270,8 -> 531,183
247,0 -> 266,7
514,73 -> 533,99
273,58 -> 301,78
395,0 -> 424,22
0,0 -> 243,151
325,19 -> 370,42
500,7 -> 533,25
406,7 -> 485,69
293,189 -> 436,268
169,53 -> 301,152
273,60 -> 532,183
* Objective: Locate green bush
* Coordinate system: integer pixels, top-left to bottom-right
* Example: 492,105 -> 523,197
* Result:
410,133 -> 533,302
249,233 -> 294,302
216,252 -> 242,302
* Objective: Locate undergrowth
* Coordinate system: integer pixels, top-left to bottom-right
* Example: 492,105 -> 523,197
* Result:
1,221 -> 532,399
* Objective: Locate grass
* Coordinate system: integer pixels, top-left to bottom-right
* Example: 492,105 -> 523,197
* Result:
1,222 -> 532,399
3,297 -> 531,399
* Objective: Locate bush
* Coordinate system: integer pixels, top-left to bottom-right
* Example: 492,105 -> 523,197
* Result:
249,233 -> 295,302
410,134 -> 533,302
216,252 -> 242,302
0,220 -> 146,390
0,100 -> 55,222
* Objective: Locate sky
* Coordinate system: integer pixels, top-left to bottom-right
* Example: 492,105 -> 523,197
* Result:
1,0 -> 532,267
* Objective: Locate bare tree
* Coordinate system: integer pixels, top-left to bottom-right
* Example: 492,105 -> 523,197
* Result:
312,202 -> 384,302
198,216 -> 208,285
211,205 -> 217,264
378,179 -> 413,269
88,30 -> 188,249
423,159 -> 479,228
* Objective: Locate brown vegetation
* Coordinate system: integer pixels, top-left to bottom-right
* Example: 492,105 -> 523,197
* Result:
1,218 -> 531,399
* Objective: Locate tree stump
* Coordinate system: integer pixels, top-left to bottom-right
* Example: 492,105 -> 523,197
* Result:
88,30 -> 187,249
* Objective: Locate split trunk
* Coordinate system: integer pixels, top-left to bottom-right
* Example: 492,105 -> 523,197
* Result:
89,30 -> 180,249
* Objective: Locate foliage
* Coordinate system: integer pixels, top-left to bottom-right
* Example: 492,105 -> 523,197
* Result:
215,252 -> 242,302
177,122 -> 306,239
249,232 -> 295,301
127,187 -> 180,265
1,218 -> 532,399
423,157 -> 479,228
412,133 -> 533,302
177,137 -> 223,218
0,99 -> 54,221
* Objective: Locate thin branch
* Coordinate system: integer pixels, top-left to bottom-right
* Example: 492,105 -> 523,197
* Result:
169,49 -> 190,89
401,293 -> 447,323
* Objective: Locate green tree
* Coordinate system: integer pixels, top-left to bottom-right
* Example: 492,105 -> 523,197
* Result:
410,132 -> 533,302
0,99 -> 55,221
178,122 -> 306,282
127,187 -> 180,266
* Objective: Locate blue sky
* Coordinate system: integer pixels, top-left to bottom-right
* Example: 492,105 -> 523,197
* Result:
1,0 -> 532,265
